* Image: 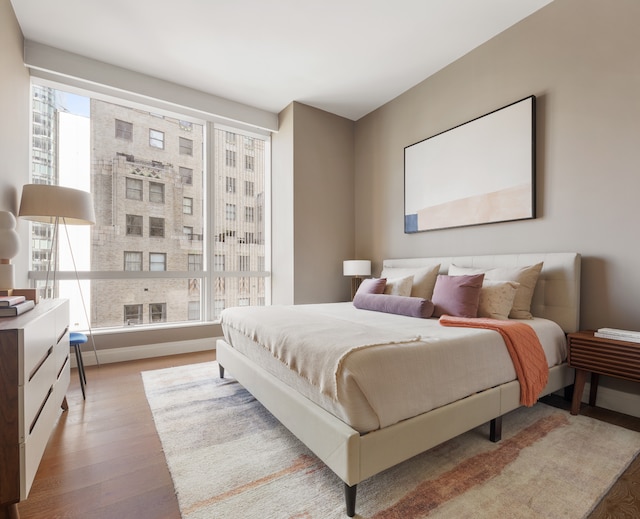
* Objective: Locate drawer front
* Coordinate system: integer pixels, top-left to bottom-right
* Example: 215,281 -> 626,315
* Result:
21,310 -> 56,387
569,338 -> 640,382
20,347 -> 56,442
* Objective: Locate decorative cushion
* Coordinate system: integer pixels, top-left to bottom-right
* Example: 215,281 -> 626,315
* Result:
355,277 -> 387,296
477,280 -> 520,320
448,262 -> 543,319
431,273 -> 485,318
383,275 -> 414,297
353,293 -> 434,318
380,264 -> 440,299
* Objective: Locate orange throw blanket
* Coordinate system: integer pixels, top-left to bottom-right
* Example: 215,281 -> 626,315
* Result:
439,315 -> 549,406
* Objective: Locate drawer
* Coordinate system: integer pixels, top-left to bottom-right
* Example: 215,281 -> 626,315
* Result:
20,310 -> 56,386
20,346 -> 56,442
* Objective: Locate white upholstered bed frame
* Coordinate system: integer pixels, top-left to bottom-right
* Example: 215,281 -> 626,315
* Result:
216,252 -> 581,516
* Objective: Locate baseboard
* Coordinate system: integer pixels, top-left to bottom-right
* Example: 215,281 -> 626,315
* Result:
578,382 -> 640,419
72,336 -> 219,367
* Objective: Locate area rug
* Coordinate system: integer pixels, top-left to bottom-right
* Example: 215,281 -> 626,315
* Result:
142,361 -> 640,519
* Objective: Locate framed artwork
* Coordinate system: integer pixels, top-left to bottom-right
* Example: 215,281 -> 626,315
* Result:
404,95 -> 536,233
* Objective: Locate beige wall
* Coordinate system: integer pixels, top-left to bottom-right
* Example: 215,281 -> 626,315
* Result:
273,102 -> 355,304
354,0 -> 640,412
0,0 -> 30,288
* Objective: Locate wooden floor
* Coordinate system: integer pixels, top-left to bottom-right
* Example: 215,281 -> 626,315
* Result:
16,352 -> 640,519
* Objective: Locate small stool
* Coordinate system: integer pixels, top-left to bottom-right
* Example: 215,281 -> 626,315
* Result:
70,332 -> 88,399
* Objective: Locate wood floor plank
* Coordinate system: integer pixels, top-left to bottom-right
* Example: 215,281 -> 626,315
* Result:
16,352 -> 640,518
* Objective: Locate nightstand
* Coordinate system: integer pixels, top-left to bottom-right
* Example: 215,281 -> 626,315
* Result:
567,330 -> 640,415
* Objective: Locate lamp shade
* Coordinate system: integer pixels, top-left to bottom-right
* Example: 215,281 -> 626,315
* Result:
19,184 -> 96,225
343,260 -> 371,277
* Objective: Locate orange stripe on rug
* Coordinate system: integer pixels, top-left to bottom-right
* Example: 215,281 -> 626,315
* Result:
182,454 -> 321,515
371,412 -> 570,519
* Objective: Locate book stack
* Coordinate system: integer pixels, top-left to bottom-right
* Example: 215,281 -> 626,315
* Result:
0,295 -> 36,317
594,327 -> 640,344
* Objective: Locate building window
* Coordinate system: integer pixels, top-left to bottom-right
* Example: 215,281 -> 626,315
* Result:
239,255 -> 250,271
179,120 -> 192,131
245,155 -> 254,171
226,203 -> 236,221
149,253 -> 166,271
149,303 -> 166,323
126,214 -> 143,236
244,232 -> 254,244
115,119 -> 133,140
238,298 -> 250,306
180,166 -> 193,184
214,254 -> 225,272
188,301 -> 200,320
179,137 -> 193,156
126,177 -> 143,200
124,304 -> 143,325
245,206 -> 254,222
225,150 -> 236,167
149,129 -> 164,149
124,251 -> 142,271
149,182 -> 165,203
183,197 -> 193,214
188,254 -> 202,271
226,176 -> 236,193
225,132 -> 236,144
245,137 -> 255,149
245,181 -> 254,197
149,217 -> 165,237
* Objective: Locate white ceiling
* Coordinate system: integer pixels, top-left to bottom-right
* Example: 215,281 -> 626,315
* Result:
10,0 -> 553,121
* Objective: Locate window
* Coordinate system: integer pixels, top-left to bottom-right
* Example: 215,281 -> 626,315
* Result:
116,119 -> 133,140
225,150 -> 236,167
149,182 -> 165,203
28,83 -> 269,331
188,254 -> 202,271
149,303 -> 166,323
124,251 -> 142,271
124,304 -> 143,325
149,217 -> 165,237
126,214 -> 143,236
245,155 -> 254,171
245,206 -> 254,222
239,255 -> 250,271
180,166 -> 193,185
126,178 -> 143,200
149,253 -> 166,271
149,129 -> 164,149
238,298 -> 250,306
188,301 -> 200,320
179,137 -> 193,156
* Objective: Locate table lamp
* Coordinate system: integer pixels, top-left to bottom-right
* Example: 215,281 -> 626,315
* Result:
343,259 -> 371,300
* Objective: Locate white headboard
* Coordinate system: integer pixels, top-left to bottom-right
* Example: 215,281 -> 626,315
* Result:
382,252 -> 581,333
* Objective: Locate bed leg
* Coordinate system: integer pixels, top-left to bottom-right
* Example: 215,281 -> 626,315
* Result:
219,364 -> 225,379
344,483 -> 357,517
490,416 -> 502,442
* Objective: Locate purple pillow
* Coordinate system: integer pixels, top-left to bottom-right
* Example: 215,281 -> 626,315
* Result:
431,273 -> 485,318
355,277 -> 387,296
353,293 -> 434,318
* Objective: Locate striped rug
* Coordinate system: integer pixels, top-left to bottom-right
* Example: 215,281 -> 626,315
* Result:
142,361 -> 640,519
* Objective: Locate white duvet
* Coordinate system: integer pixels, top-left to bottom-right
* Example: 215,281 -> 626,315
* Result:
220,302 -> 567,433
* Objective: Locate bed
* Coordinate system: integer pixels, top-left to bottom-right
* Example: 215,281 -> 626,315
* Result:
216,252 -> 581,516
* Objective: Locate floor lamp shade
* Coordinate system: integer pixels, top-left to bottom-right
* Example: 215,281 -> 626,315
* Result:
19,184 -> 96,225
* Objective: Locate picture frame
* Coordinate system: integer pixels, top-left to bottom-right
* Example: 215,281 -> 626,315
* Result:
404,95 -> 536,233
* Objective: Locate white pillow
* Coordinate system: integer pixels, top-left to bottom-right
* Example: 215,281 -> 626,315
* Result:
383,275 -> 414,297
448,263 -> 543,319
478,280 -> 520,320
380,264 -> 440,299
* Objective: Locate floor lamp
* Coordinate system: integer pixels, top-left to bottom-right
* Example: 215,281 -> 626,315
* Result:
19,184 -> 100,365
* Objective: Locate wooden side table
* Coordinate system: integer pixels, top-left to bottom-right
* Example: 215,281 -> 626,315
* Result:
567,330 -> 640,415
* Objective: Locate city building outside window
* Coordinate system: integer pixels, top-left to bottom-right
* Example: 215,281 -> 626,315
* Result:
126,178 -> 143,200
28,82 -> 270,330
245,155 -> 254,171
245,206 -> 254,222
226,176 -> 236,193
149,129 -> 164,149
116,119 -> 133,140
